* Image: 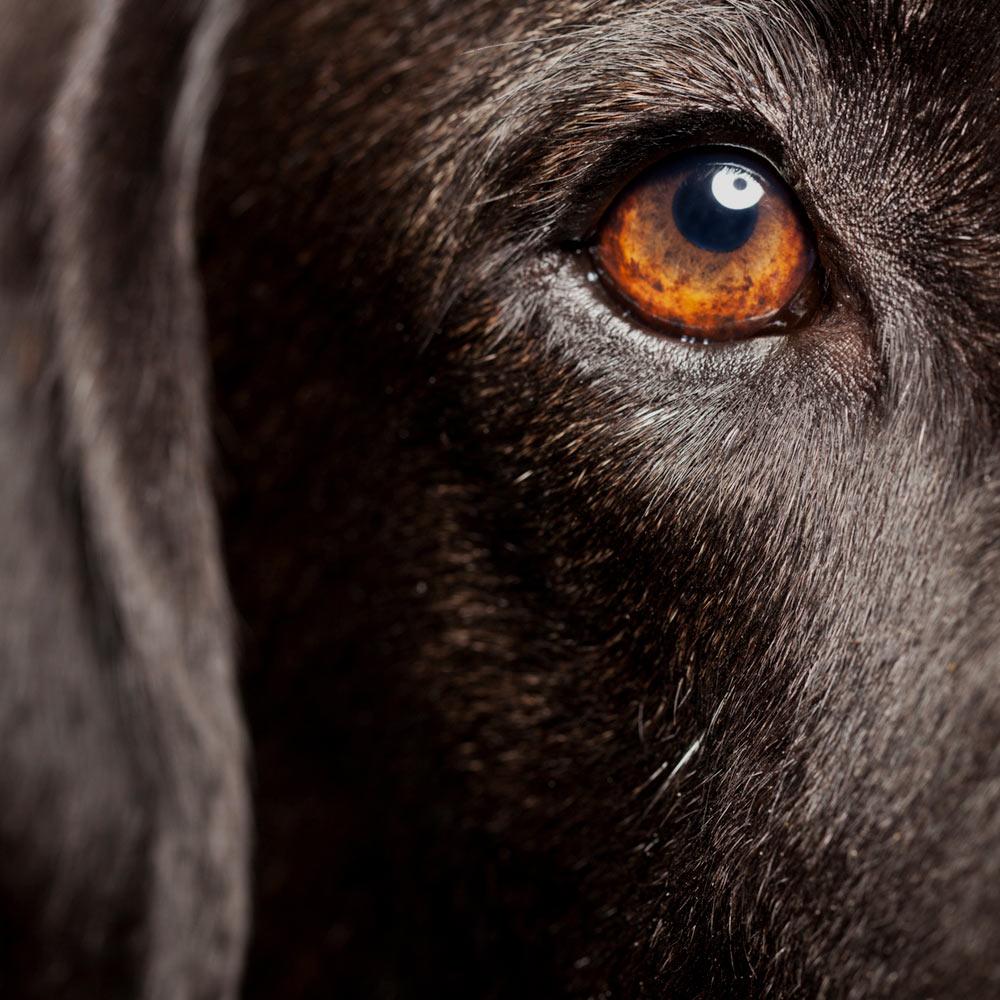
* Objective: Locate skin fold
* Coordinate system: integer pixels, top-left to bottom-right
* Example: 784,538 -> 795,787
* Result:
2,0 -> 1000,997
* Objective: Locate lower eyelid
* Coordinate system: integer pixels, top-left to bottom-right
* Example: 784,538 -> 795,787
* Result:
555,250 -> 785,356
533,251 -> 870,410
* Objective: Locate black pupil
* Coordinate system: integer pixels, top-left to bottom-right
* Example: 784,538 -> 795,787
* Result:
672,167 -> 759,254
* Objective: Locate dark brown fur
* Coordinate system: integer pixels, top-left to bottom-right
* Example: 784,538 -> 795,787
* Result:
3,1 -> 1000,997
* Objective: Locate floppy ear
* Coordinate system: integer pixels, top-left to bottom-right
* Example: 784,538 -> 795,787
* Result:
0,0 -> 246,994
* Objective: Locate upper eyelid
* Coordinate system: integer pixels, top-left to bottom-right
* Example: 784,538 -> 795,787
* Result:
537,116 -> 853,318
546,112 -> 796,247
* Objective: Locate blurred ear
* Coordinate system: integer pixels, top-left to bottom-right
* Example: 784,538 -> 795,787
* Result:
36,0 -> 250,993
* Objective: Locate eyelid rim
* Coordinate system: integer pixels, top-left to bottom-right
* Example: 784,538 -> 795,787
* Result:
581,143 -> 829,342
581,142 -> 796,254
545,109 -> 871,341
550,110 -> 793,248
590,244 -> 826,343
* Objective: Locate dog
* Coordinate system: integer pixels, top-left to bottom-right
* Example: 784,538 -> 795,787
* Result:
2,0 -> 1000,996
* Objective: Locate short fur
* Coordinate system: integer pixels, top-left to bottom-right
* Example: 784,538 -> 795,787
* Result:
3,0 -> 1000,997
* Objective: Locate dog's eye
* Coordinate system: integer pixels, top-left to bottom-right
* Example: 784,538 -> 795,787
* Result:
591,149 -> 821,342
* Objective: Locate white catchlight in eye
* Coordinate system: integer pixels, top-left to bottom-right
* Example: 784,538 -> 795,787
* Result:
711,167 -> 764,211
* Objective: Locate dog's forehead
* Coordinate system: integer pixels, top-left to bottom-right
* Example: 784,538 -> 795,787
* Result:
450,0 -> 1000,186
307,0 -> 1000,236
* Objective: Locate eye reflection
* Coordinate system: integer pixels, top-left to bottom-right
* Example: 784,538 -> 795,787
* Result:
591,149 -> 822,342
673,165 -> 762,252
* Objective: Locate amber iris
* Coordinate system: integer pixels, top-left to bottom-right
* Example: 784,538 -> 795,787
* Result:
591,149 -> 820,341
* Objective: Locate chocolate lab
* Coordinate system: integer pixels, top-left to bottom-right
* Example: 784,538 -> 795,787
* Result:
1,0 -> 999,997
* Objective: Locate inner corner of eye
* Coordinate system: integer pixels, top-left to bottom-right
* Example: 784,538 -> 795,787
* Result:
587,148 -> 820,344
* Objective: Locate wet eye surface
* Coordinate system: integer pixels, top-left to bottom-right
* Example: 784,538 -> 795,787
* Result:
591,149 -> 822,342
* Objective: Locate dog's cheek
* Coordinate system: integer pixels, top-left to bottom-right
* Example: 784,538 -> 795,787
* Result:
199,12 -> 888,975
197,1 -> 913,993
402,268 -> 873,839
